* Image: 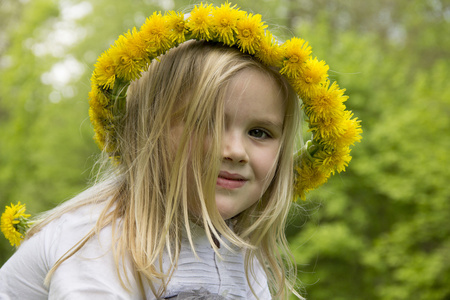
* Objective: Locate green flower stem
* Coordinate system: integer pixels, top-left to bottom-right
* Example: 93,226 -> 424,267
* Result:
13,217 -> 33,235
303,140 -> 319,159
112,79 -> 129,117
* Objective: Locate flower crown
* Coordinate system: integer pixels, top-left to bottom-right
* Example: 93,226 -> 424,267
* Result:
88,2 -> 362,200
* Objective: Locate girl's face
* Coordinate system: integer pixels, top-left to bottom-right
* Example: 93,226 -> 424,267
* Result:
170,68 -> 285,220
215,68 -> 284,219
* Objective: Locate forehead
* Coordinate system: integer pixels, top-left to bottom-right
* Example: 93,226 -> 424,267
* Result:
224,68 -> 285,126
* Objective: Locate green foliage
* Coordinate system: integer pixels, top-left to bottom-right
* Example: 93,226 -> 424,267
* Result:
0,0 -> 64,261
288,0 -> 450,299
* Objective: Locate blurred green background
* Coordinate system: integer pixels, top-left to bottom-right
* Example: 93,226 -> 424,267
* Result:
1,0 -> 449,299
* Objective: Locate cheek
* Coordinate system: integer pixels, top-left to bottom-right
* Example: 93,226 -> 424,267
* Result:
255,147 -> 280,183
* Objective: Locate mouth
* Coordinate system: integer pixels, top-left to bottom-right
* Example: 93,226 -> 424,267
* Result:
216,171 -> 248,189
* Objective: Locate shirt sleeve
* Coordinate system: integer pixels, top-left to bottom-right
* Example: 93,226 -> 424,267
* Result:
0,217 -> 59,300
44,205 -> 144,300
0,203 -> 144,300
47,218 -> 143,300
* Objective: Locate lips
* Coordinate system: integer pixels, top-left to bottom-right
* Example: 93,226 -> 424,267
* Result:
217,171 -> 247,189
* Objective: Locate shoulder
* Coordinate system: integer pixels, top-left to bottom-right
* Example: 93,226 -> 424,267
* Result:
0,200 -> 141,299
0,202 -> 107,299
50,201 -> 106,249
47,201 -> 144,299
46,202 -> 143,298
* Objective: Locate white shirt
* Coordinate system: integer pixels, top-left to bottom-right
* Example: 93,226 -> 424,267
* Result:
0,203 -> 271,299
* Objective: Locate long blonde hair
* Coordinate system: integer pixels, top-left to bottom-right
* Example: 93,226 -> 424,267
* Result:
27,40 -> 302,298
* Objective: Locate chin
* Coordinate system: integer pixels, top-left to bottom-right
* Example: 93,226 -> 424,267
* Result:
215,202 -> 237,220
218,210 -> 236,220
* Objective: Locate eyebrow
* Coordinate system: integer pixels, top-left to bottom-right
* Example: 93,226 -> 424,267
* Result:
224,112 -> 284,132
256,119 -> 284,132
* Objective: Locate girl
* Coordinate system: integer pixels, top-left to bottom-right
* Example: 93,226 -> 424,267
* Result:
0,3 -> 361,299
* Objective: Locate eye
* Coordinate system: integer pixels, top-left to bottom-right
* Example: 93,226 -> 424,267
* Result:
248,128 -> 271,139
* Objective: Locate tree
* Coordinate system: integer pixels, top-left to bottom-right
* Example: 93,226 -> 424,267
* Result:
287,0 -> 450,299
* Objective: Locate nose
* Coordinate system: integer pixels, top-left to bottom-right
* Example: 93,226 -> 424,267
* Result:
222,131 -> 249,164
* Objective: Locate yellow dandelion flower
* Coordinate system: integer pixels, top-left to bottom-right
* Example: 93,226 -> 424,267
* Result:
236,13 -> 267,54
88,105 -> 98,124
294,57 -> 329,98
90,105 -> 117,154
313,147 -> 352,175
93,51 -> 116,89
187,3 -> 214,41
255,31 -> 283,67
89,104 -> 108,125
1,202 -> 32,247
294,157 -> 331,200
326,115 -> 363,148
96,106 -> 115,125
166,11 -> 187,44
88,99 -> 103,121
212,3 -> 244,45
88,83 -> 109,107
89,107 -> 106,149
123,28 -> 152,64
304,57 -> 329,84
90,106 -> 110,125
109,38 -> 145,82
140,12 -> 173,54
88,85 -> 116,151
342,116 -> 363,145
280,37 -> 312,78
308,110 -> 347,141
305,80 -> 347,120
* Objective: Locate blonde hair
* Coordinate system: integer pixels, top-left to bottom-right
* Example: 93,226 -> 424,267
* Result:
27,40 -> 302,298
